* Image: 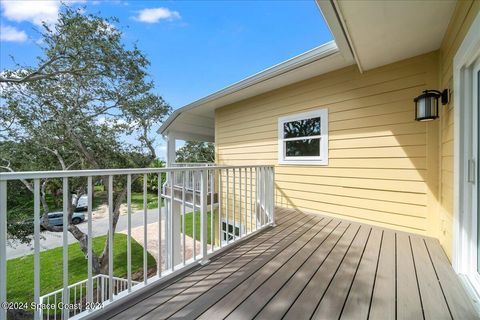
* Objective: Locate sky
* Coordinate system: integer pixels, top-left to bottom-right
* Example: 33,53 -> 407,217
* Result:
0,0 -> 333,159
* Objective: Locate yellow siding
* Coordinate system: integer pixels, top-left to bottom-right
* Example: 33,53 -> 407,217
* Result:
215,0 -> 479,258
438,0 -> 480,258
216,52 -> 440,236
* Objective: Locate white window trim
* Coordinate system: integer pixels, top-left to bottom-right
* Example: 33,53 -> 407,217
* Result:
277,108 -> 329,165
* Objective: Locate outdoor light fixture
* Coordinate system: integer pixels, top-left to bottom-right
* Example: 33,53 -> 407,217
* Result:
414,89 -> 449,121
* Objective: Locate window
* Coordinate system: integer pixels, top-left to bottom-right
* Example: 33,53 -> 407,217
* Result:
278,108 -> 328,165
221,221 -> 240,243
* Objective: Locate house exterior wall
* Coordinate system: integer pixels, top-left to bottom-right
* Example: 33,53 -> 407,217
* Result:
438,0 -> 479,258
215,0 -> 479,259
216,52 -> 440,237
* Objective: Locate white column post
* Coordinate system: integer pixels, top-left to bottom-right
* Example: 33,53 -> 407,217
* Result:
165,133 -> 176,167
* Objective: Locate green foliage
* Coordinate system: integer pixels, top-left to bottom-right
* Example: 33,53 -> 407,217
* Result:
132,159 -> 166,193
7,233 -> 156,304
181,211 -> 212,244
176,141 -> 215,163
0,5 -> 170,245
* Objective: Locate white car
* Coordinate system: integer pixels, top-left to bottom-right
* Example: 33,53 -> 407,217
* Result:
72,194 -> 88,211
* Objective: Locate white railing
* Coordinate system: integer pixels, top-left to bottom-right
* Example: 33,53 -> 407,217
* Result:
39,275 -> 139,319
170,163 -> 215,191
0,165 -> 274,320
170,163 -> 215,167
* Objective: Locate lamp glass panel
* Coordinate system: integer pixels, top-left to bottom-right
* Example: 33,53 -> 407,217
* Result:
416,95 -> 438,120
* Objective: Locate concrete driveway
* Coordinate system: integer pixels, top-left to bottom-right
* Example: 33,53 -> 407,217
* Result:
6,207 -> 164,259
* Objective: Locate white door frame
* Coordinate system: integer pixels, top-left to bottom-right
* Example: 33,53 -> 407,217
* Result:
453,11 -> 480,305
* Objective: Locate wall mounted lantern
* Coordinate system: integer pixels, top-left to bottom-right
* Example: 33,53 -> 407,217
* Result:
414,89 -> 449,121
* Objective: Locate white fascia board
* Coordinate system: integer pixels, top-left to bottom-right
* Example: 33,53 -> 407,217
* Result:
158,41 -> 342,135
315,0 -> 356,66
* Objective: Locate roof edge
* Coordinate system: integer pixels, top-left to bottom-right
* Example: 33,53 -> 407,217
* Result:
158,40 -> 340,135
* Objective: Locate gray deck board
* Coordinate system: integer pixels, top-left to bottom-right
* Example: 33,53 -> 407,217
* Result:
368,229 -> 396,320
311,225 -> 371,319
424,238 -> 478,319
139,215 -> 321,319
169,216 -> 328,320
205,219 -> 339,320
102,208 -> 478,320
340,228 -> 383,320
410,236 -> 452,319
282,224 -> 360,319
253,220 -> 350,319
396,232 -> 424,319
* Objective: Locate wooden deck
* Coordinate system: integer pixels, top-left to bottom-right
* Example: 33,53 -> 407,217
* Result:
102,208 -> 478,320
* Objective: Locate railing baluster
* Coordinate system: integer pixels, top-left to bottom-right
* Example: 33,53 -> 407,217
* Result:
249,168 -> 253,234
87,176 -> 94,308
143,174 -> 148,284
74,286 -> 77,315
218,169 -> 222,248
33,179 -> 40,320
127,174 -> 132,290
192,171 -> 196,260
226,169 -> 229,245
239,168 -> 242,238
200,170 -> 209,264
182,172 -> 186,265
54,293 -> 57,320
108,175 -> 114,301
262,167 -> 266,227
271,167 -> 275,225
163,173 -> 170,270
233,168 -> 236,241
255,168 -> 258,231
244,168 -> 247,237
157,173 -> 162,276
80,283 -> 83,312
62,177 -> 69,319
169,171 -> 174,270
210,169 -> 214,250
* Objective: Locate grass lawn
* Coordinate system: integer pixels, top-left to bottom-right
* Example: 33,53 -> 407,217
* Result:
7,233 -> 156,304
181,211 -> 212,244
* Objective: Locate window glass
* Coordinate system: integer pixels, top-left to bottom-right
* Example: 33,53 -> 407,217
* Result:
285,139 -> 320,157
283,117 -> 321,138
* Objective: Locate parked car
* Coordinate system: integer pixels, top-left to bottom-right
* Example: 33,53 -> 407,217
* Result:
46,211 -> 85,225
72,194 -> 88,212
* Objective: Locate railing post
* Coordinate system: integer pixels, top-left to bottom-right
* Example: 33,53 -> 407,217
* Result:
200,169 -> 209,265
270,167 -> 276,227
33,179 -> 41,320
0,180 -> 7,320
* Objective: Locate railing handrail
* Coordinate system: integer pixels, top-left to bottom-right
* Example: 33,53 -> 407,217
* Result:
0,165 -> 273,181
171,162 -> 215,166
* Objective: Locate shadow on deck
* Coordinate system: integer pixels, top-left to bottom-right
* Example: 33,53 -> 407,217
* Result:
98,208 -> 478,320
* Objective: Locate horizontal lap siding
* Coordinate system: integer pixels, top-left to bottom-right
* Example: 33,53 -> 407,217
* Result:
216,52 -> 440,236
438,0 -> 479,258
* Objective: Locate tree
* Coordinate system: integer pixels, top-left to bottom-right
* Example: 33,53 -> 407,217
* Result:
176,141 -> 215,163
0,6 -> 170,273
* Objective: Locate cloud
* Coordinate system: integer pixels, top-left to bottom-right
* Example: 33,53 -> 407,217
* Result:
0,25 -> 27,42
133,7 -> 180,23
0,0 -> 86,26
